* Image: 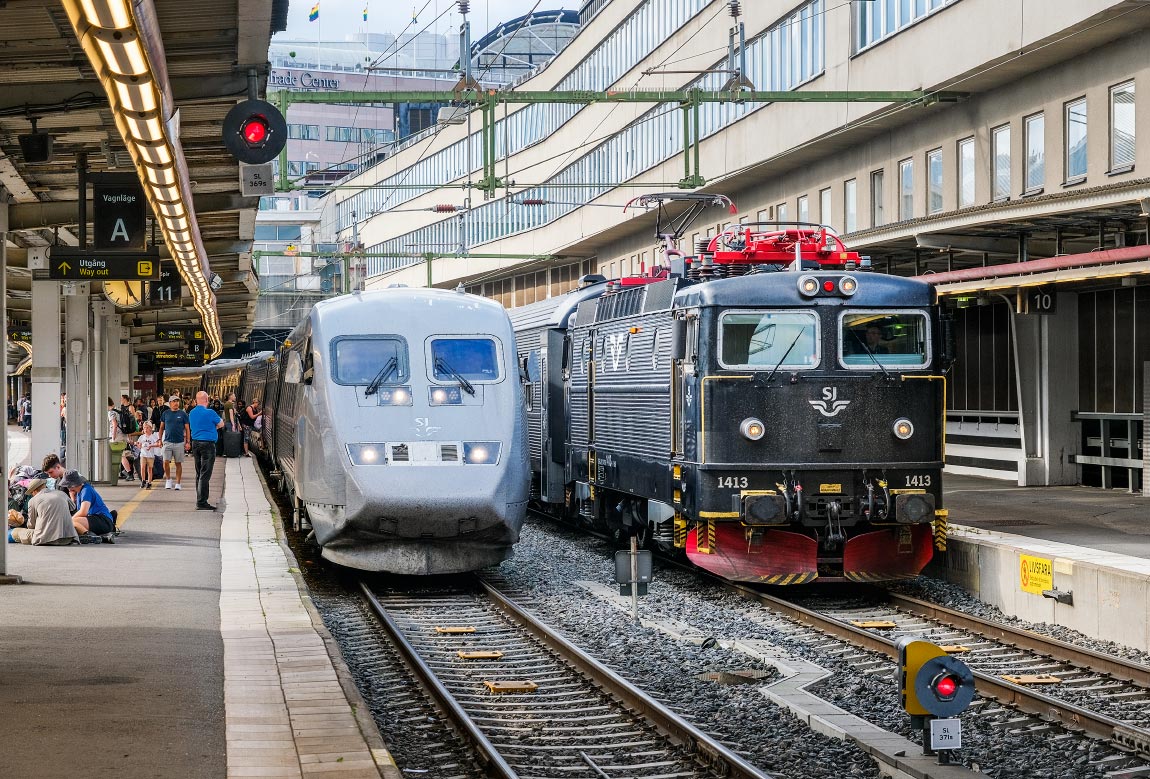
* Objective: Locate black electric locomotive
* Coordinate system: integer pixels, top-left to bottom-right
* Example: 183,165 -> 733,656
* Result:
510,222 -> 951,583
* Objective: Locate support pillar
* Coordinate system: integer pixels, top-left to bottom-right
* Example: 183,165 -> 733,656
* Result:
91,301 -> 113,483
64,284 -> 92,475
28,248 -> 62,468
0,186 -> 19,583
1013,290 -> 1080,486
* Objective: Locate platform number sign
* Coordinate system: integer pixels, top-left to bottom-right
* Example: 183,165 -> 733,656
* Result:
929,718 -> 962,750
150,262 -> 179,305
1024,286 -> 1056,315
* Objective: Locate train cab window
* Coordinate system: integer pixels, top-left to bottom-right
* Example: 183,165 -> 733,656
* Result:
719,311 -> 819,370
331,336 -> 409,385
429,337 -> 502,382
840,312 -> 930,369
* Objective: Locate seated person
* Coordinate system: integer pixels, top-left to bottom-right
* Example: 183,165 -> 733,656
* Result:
9,478 -> 78,546
42,453 -> 65,487
58,470 -> 116,544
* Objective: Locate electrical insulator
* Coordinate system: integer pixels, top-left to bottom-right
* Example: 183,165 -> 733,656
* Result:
457,1 -> 470,14
518,199 -> 547,206
433,204 -> 459,213
729,0 -> 741,19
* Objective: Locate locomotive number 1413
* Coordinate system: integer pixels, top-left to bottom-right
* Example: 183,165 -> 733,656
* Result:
717,476 -> 749,489
904,474 -> 933,487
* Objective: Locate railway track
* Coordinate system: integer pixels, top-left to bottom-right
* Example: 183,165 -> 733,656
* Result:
359,577 -> 773,779
723,583 -> 1150,769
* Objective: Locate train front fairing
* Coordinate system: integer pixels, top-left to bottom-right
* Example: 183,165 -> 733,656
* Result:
282,289 -> 529,575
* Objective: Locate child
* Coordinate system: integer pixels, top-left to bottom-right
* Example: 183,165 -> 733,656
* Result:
136,421 -> 160,489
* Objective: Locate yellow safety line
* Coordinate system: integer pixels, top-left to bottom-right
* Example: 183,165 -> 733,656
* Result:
113,486 -> 156,529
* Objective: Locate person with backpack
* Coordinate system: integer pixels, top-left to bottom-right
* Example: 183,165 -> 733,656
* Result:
19,395 -> 31,432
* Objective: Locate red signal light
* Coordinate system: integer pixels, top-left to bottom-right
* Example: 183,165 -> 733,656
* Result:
933,674 -> 958,699
823,280 -> 835,292
242,117 -> 269,145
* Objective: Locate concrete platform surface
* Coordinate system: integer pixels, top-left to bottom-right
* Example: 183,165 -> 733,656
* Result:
0,454 -> 391,779
944,473 -> 1150,558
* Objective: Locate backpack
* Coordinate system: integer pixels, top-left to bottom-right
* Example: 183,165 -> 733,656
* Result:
119,405 -> 135,434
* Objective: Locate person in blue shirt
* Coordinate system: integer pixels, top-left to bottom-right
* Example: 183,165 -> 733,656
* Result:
188,391 -> 225,511
158,395 -> 191,490
59,470 -> 116,544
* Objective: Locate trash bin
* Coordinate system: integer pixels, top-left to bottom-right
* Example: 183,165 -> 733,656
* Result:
108,441 -> 127,486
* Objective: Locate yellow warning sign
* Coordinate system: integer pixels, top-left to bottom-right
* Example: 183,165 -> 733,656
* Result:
1019,554 -> 1053,595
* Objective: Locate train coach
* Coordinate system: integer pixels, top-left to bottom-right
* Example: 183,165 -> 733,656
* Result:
511,223 -> 952,584
163,288 -> 530,575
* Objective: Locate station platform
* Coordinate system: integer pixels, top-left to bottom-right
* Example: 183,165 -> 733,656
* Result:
0,454 -> 395,779
938,473 -> 1150,653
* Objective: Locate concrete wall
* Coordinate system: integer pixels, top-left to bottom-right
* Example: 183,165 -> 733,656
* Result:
940,525 -> 1150,652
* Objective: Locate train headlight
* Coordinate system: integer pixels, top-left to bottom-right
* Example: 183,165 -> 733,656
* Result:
740,417 -> 766,441
839,276 -> 858,296
375,386 -> 412,406
463,441 -> 501,465
798,275 -> 820,297
347,443 -> 387,465
893,418 -> 914,440
430,386 -> 464,405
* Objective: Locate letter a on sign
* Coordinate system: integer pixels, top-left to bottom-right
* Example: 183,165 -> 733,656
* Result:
110,218 -> 130,243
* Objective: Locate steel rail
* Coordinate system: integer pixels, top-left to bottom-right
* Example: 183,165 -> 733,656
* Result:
885,592 -> 1150,689
358,581 -> 521,779
719,582 -> 1150,760
478,578 -> 774,779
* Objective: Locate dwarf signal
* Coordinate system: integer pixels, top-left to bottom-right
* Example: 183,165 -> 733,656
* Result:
896,637 -> 974,764
222,99 -> 286,165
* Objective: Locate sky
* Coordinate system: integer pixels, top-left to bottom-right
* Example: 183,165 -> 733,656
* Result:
278,0 -> 576,43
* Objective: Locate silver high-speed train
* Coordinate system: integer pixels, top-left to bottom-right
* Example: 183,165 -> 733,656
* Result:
166,288 -> 529,574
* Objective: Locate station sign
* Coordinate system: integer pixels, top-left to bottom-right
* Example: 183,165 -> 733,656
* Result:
47,246 -> 162,281
6,327 -> 32,342
150,262 -> 181,304
1023,286 -> 1057,315
93,179 -> 147,249
155,327 -> 205,342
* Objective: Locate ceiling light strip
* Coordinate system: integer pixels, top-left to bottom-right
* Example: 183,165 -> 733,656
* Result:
61,0 -> 224,357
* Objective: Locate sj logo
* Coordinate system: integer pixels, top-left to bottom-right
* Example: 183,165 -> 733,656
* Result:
809,386 -> 851,417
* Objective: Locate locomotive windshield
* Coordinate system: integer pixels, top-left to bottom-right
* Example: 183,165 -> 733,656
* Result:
840,311 -> 930,369
430,337 -> 502,382
331,336 -> 409,385
719,311 -> 819,370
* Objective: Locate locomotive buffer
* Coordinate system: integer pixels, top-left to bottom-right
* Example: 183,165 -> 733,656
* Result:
897,638 -> 975,764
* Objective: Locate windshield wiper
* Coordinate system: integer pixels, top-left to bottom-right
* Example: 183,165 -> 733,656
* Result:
364,356 -> 398,397
849,330 -> 892,379
764,327 -> 807,384
435,356 -> 476,396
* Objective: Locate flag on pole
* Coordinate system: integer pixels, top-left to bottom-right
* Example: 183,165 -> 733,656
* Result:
308,2 -> 319,22
363,4 -> 368,22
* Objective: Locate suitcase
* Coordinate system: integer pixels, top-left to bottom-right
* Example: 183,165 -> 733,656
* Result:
221,429 -> 244,458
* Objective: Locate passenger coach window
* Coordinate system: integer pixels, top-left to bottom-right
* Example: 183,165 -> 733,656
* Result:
331,337 -> 408,385
840,312 -> 930,368
719,311 -> 819,370
430,337 -> 502,382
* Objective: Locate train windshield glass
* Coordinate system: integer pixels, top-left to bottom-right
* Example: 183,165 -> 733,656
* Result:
840,312 -> 930,368
719,311 -> 819,369
430,338 -> 501,382
332,337 -> 409,385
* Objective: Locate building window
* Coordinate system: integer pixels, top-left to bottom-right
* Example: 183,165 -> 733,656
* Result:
288,124 -> 320,140
844,179 -> 857,233
958,137 -> 975,208
853,0 -> 958,52
1109,81 -> 1135,172
819,187 -> 832,227
777,202 -> 789,222
871,170 -> 885,227
1065,98 -> 1087,182
992,124 -> 1011,201
797,195 -> 809,223
926,149 -> 943,214
1024,113 -> 1044,193
898,158 -> 914,221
